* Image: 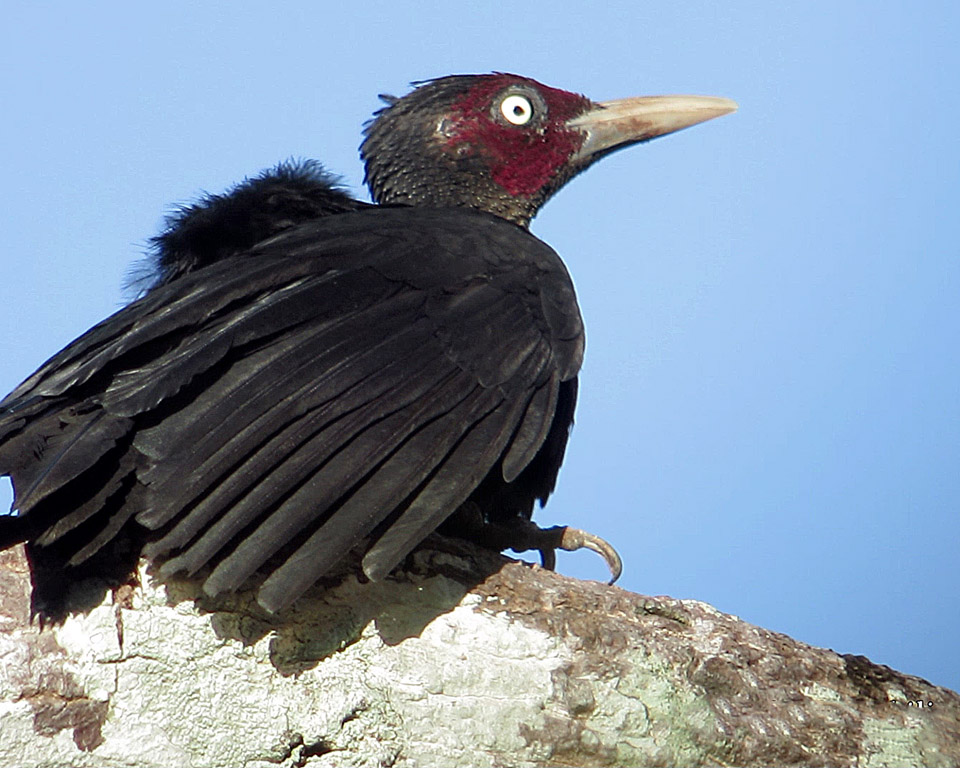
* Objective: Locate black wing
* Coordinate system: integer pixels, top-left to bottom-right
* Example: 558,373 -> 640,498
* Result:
0,206 -> 583,613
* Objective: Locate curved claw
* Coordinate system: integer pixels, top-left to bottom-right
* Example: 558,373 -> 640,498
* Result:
455,513 -> 622,584
557,526 -> 623,585
536,525 -> 622,585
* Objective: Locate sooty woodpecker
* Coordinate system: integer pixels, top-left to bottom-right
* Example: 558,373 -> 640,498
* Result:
0,74 -> 736,619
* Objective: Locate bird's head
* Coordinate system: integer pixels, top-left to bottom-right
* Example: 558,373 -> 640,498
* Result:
362,73 -> 736,227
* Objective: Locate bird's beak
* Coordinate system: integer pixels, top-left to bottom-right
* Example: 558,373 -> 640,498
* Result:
567,95 -> 738,162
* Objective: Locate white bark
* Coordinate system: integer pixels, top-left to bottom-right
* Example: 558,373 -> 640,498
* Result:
1,544 -> 957,767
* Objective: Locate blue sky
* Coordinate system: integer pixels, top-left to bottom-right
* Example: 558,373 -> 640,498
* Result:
2,4 -> 957,691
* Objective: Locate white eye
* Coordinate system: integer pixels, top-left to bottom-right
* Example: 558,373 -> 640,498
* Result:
500,94 -> 534,125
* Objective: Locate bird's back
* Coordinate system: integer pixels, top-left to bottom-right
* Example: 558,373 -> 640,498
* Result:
0,183 -> 582,619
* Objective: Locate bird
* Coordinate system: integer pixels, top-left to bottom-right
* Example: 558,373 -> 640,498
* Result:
0,73 -> 736,620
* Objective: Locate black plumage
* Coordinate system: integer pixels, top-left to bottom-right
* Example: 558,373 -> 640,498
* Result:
0,74 -> 735,618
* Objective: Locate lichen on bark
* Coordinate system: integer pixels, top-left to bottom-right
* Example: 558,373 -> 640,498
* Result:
1,544 -> 957,767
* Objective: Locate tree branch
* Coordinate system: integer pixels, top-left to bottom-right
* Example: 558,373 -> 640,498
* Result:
1,543 -> 957,767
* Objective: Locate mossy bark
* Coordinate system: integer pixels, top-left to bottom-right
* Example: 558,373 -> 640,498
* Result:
1,544 -> 957,767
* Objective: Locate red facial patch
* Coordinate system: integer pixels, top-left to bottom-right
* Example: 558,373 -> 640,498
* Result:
445,74 -> 592,197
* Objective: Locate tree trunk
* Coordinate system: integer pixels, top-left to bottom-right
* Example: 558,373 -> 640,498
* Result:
1,543 -> 957,767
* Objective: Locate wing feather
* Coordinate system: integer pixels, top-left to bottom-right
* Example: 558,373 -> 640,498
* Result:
133,291 -> 425,494
199,372 -> 491,598
359,391 -> 529,583
14,410 -> 133,513
0,206 -> 586,613
501,370 -> 560,483
140,333 -> 445,549
150,353 -> 463,574
255,387 -> 510,611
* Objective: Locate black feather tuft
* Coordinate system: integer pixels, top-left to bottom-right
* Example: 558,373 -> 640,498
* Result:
128,160 -> 368,295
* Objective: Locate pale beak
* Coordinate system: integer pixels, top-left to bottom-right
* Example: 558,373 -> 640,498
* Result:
567,94 -> 738,162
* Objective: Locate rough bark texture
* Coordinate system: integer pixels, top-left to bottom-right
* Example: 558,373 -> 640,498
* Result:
1,542 -> 957,768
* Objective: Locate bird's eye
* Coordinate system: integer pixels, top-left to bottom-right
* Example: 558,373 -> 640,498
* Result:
499,94 -> 534,126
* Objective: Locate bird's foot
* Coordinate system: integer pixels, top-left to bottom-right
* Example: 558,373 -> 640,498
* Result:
532,524 -> 623,585
444,510 -> 622,585
518,523 -> 622,585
